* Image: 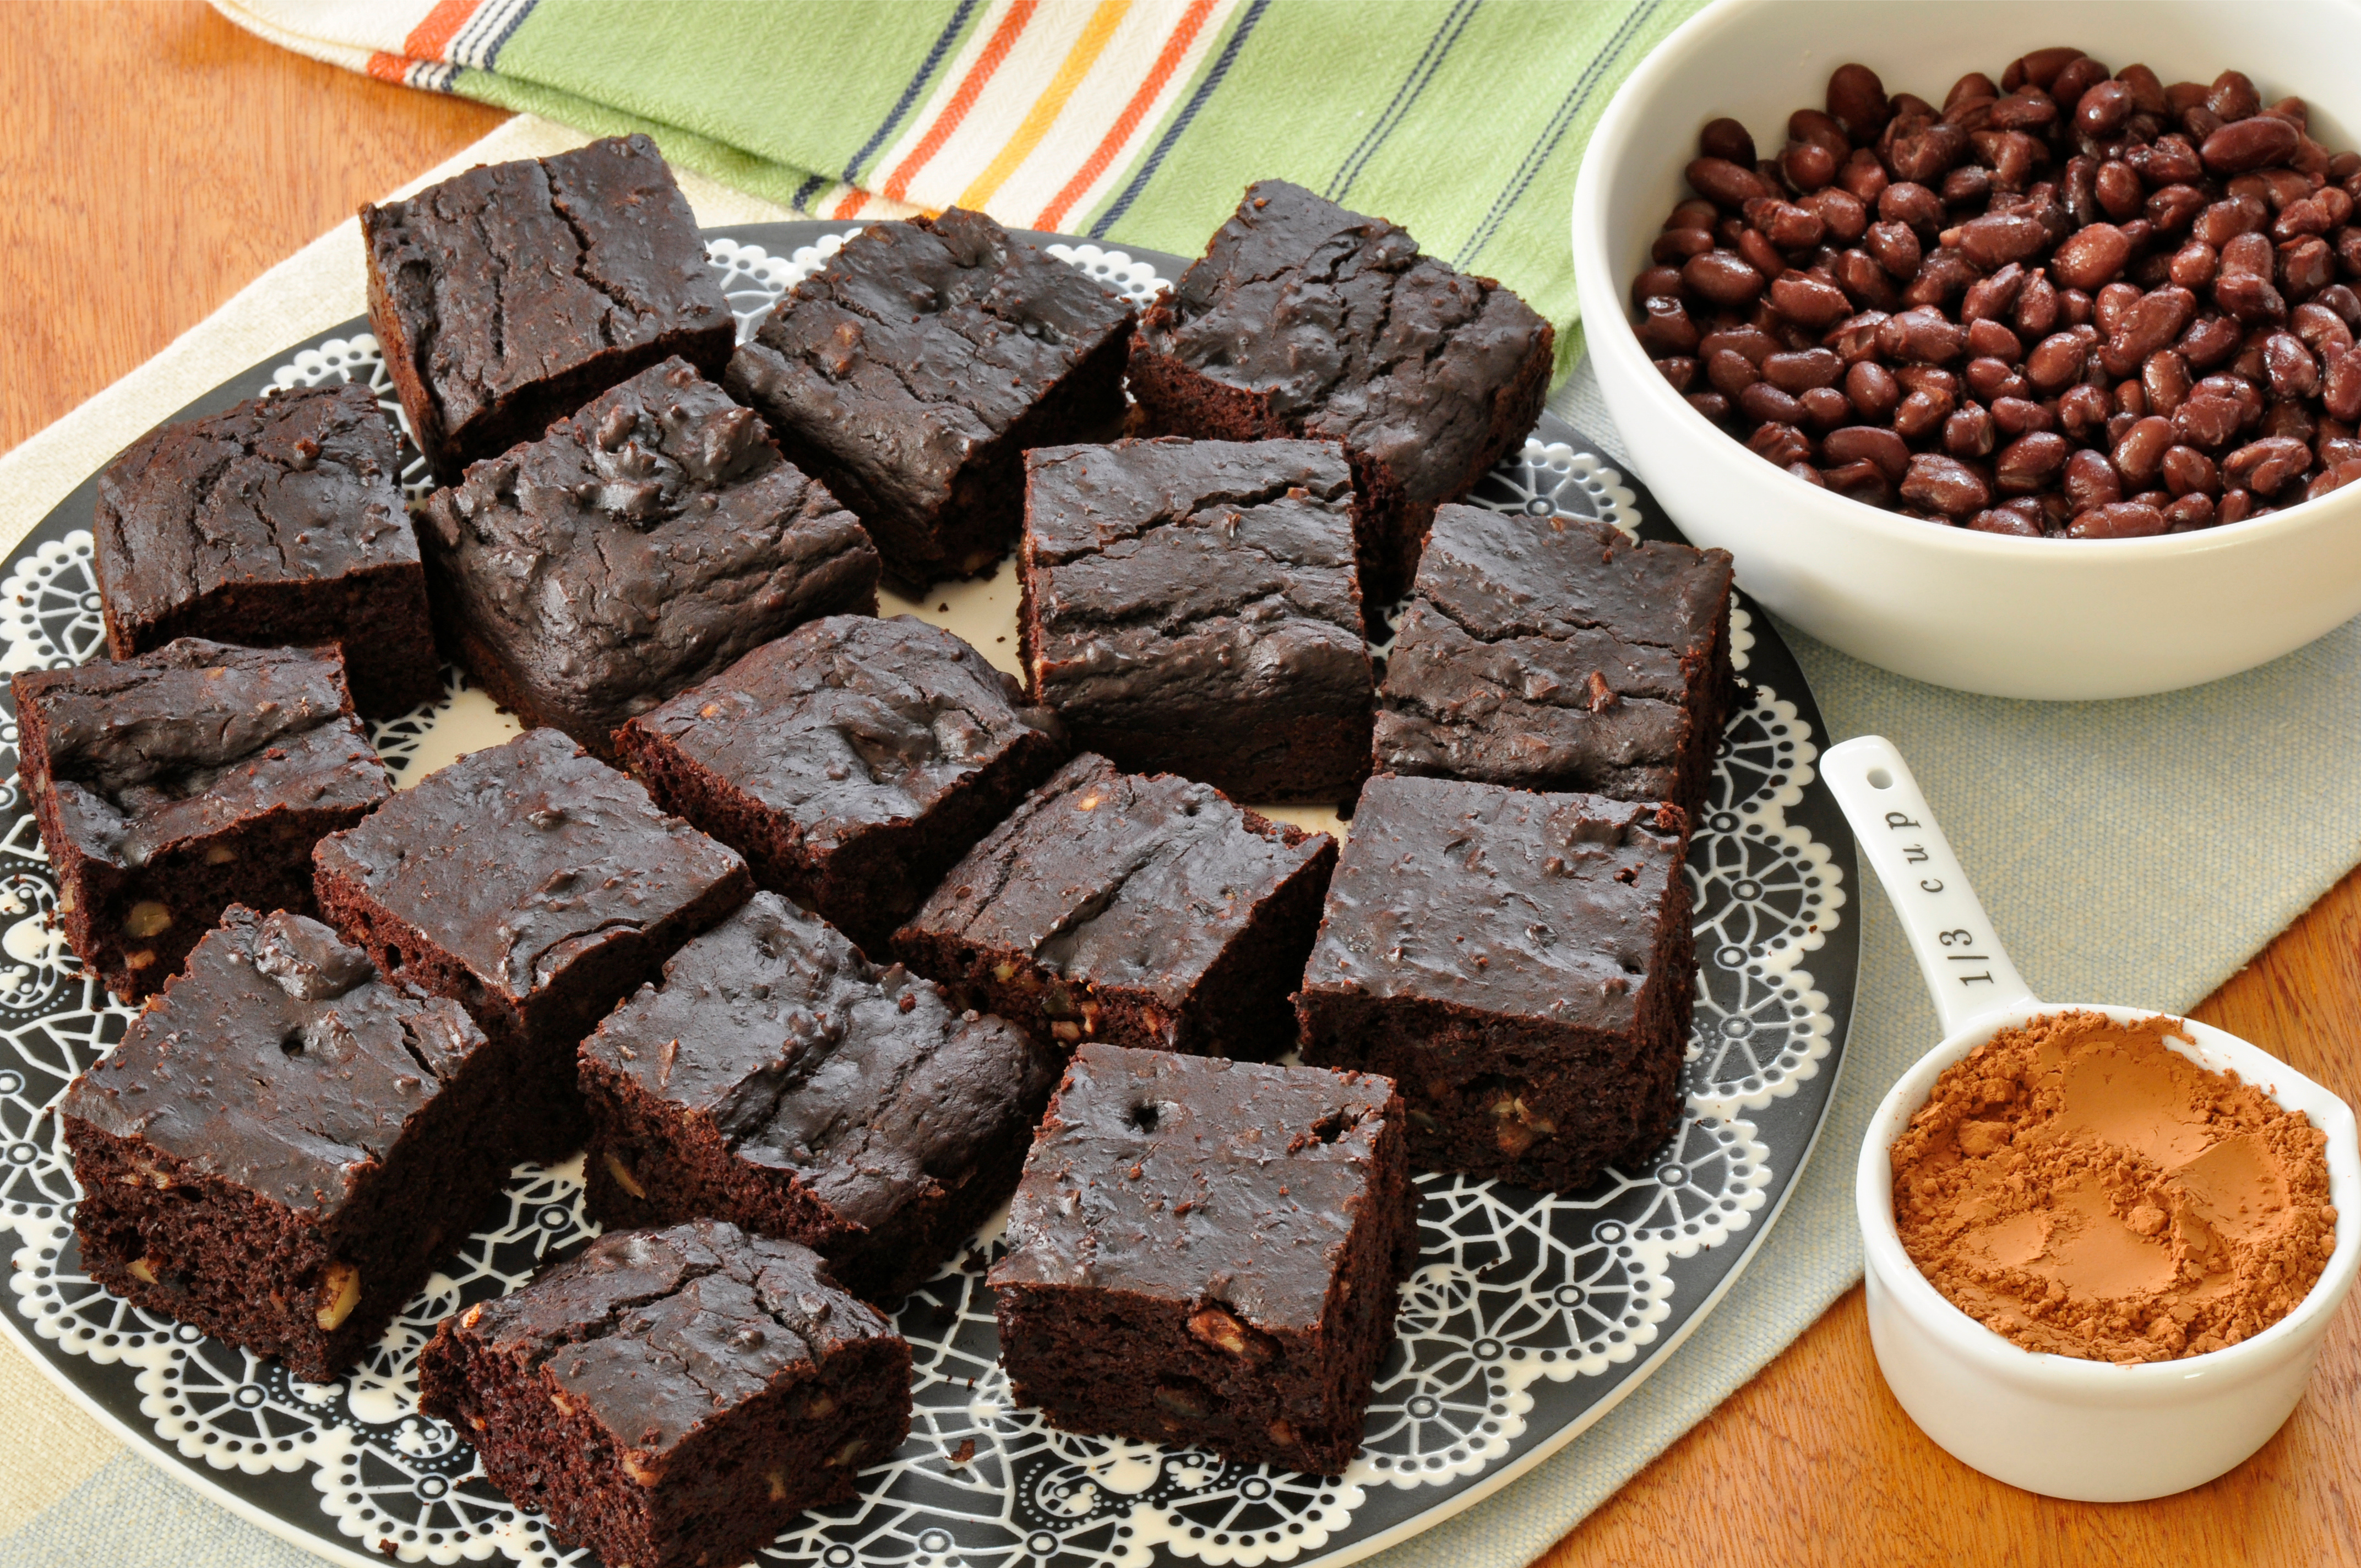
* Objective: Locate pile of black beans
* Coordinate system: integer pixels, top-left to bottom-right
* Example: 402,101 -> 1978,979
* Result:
1630,47 -> 2361,537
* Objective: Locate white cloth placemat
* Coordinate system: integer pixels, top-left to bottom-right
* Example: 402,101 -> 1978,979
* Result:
5,113 -> 2359,1568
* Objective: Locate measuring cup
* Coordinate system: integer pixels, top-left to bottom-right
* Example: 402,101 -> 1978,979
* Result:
1821,734 -> 2361,1501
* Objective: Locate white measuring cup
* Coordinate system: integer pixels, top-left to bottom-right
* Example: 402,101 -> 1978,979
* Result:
1821,734 -> 2361,1501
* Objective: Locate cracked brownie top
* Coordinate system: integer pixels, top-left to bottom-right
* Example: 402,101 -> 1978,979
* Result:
94,383 -> 414,631
990,1043 -> 1399,1327
728,208 -> 1136,526
1136,180 -> 1553,511
908,753 -> 1332,1004
311,728 -> 747,1008
15,639 -> 388,870
362,134 -> 731,471
59,905 -> 489,1213
1020,437 -> 1371,726
417,358 -> 879,752
1374,506 -> 1733,798
1300,774 -> 1689,1032
449,1217 -> 895,1456
582,893 -> 1051,1231
621,614 -> 1060,855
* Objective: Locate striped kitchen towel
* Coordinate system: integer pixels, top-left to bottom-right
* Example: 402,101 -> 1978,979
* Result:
214,0 -> 1711,373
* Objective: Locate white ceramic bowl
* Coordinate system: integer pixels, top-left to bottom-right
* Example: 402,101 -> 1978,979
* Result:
1857,1004 -> 2361,1501
1571,0 -> 2361,699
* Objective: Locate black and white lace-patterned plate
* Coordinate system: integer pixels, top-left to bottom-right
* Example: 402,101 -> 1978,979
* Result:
0,224 -> 1856,1568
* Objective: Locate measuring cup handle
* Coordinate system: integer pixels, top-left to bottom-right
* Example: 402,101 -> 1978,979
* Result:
1821,736 -> 2037,1036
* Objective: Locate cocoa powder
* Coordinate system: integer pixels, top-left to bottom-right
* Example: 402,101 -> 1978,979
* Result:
1890,1010 -> 2335,1364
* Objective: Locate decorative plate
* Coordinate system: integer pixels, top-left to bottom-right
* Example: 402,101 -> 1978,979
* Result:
0,223 -> 1856,1568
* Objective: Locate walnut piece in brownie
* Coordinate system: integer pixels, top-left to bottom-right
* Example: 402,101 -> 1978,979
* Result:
13,639 -> 391,1000
894,753 -> 1335,1061
418,357 -> 880,758
1296,774 -> 1696,1193
616,614 -> 1065,956
580,893 -> 1055,1302
1374,506 -> 1736,819
726,208 -> 1136,586
61,906 -> 509,1381
1130,180 -> 1555,601
312,728 -> 750,1159
362,134 -> 733,482
420,1218 -> 911,1568
91,382 -> 439,716
991,1043 -> 1417,1474
1021,437 -> 1375,802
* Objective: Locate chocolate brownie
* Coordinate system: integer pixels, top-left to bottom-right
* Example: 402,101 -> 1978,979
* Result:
616,614 -> 1064,955
990,1043 -> 1416,1474
580,893 -> 1054,1302
420,1218 -> 911,1568
1374,506 -> 1736,818
1129,180 -> 1555,601
362,134 -> 733,482
13,639 -> 390,1000
91,382 -> 439,716
1296,774 -> 1696,1193
894,753 -> 1335,1061
1020,437 -> 1375,802
726,208 -> 1135,586
418,357 -> 879,758
61,906 -> 508,1381
312,729 -> 750,1158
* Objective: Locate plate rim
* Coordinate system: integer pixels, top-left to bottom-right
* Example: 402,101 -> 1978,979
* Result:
0,219 -> 1860,1568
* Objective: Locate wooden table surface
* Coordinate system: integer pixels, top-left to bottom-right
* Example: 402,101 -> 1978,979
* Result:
6,5 -> 2358,1564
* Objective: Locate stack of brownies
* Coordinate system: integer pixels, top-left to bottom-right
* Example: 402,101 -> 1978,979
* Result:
26,135 -> 1735,1568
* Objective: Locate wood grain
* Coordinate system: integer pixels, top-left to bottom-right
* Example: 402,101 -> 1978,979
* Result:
7,6 -> 2359,1565
0,1 -> 503,455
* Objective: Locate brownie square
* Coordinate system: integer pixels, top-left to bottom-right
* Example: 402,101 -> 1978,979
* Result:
1020,437 -> 1375,802
726,208 -> 1136,586
579,892 -> 1054,1302
1374,506 -> 1736,819
1130,180 -> 1555,601
615,614 -> 1065,956
420,1218 -> 911,1568
894,753 -> 1335,1062
91,382 -> 439,717
13,639 -> 391,1000
312,728 -> 750,1158
990,1043 -> 1416,1474
1296,774 -> 1696,1193
61,906 -> 510,1381
418,357 -> 880,759
363,134 -> 734,483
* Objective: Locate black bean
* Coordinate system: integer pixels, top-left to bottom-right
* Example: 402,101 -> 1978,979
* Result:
1739,381 -> 1808,424
1828,63 -> 1891,142
1846,358 -> 1903,417
1900,453 -> 1991,515
2068,501 -> 2168,537
1764,347 -> 1845,391
1684,249 -> 1767,306
1770,270 -> 1855,328
2113,415 -> 2175,484
2050,223 -> 2131,290
2064,447 -> 2125,510
1996,430 -> 2071,491
1689,155 -> 1771,208
1698,120 -> 1759,167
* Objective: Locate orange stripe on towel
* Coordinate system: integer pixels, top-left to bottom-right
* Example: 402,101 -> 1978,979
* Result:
403,0 -> 485,61
954,0 -> 1133,213
879,0 -> 1041,204
1033,0 -> 1218,231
